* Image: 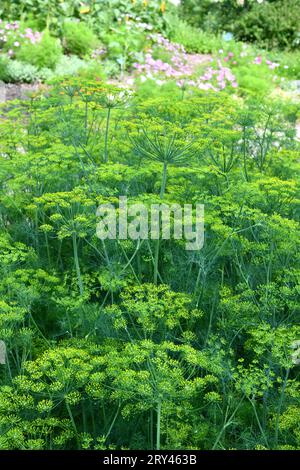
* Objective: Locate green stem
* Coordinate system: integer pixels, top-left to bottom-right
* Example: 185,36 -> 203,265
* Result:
66,401 -> 80,448
274,368 -> 290,447
212,395 -> 245,450
44,232 -> 51,265
243,127 -> 249,182
72,232 -> 84,295
150,408 -> 154,449
250,398 -> 269,448
160,162 -> 168,199
105,403 -> 120,441
156,401 -> 162,451
153,239 -> 160,286
84,100 -> 88,132
154,162 -> 168,284
104,107 -> 111,163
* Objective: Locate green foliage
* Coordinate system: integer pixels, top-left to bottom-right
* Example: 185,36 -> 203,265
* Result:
181,0 -> 300,50
168,17 -> 222,54
234,63 -> 276,97
101,22 -> 146,77
16,31 -> 62,70
180,0 -> 243,32
0,62 -> 299,451
234,0 -> 300,50
54,55 -> 89,77
62,21 -> 99,57
5,60 -> 41,83
0,0 -> 168,35
0,55 -> 9,81
269,50 -> 300,80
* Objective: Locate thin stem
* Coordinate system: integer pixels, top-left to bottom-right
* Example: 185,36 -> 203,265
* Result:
84,100 -> 88,133
212,395 -> 245,450
72,232 -> 84,295
104,107 -> 111,163
274,368 -> 290,447
156,400 -> 162,451
160,162 -> 168,199
65,401 -> 80,448
153,239 -> 160,286
105,403 -> 121,441
154,162 -> 167,284
250,398 -> 269,448
243,126 -> 249,182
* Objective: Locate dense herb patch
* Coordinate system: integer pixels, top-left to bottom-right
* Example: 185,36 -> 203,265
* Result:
0,76 -> 299,450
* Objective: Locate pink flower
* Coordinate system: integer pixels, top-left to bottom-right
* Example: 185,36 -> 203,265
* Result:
254,56 -> 262,65
198,83 -> 210,90
266,60 -> 280,70
176,79 -> 185,88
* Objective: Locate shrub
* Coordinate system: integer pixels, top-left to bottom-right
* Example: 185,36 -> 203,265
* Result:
16,31 -> 62,70
54,55 -> 88,77
0,0 -> 169,36
180,0 -> 241,32
234,63 -> 276,97
54,55 -> 106,80
233,0 -> 300,50
6,60 -> 39,83
2,60 -> 53,83
36,67 -> 53,82
62,21 -> 98,57
168,18 -> 222,53
269,50 -> 300,79
181,0 -> 300,50
77,61 -> 106,81
0,55 -> 9,81
101,23 -> 146,75
101,59 -> 121,78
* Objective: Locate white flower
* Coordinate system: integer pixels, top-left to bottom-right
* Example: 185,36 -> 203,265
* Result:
107,94 -> 115,102
168,0 -> 181,6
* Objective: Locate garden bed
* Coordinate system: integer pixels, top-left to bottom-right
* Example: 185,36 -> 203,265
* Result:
0,0 -> 299,454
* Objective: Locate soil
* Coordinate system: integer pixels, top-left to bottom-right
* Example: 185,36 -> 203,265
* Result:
0,82 -> 41,103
